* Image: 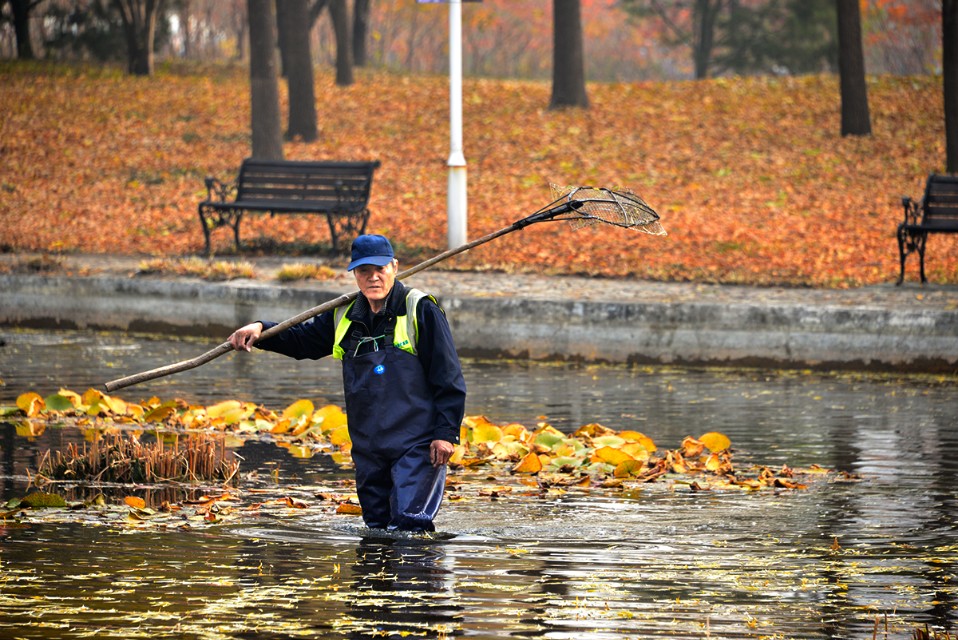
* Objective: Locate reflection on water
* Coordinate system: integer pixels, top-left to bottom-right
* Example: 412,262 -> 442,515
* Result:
1,328 -> 958,638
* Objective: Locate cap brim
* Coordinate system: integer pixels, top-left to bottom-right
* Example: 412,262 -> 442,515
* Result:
347,255 -> 394,271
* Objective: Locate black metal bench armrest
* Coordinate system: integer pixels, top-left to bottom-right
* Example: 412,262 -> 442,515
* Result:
901,195 -> 922,226
204,176 -> 236,202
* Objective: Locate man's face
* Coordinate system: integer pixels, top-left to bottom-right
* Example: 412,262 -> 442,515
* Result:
353,260 -> 398,311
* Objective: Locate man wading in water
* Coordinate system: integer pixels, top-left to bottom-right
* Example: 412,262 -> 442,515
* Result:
229,234 -> 467,532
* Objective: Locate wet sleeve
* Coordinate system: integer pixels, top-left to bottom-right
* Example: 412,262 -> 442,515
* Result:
254,311 -> 336,360
416,299 -> 467,445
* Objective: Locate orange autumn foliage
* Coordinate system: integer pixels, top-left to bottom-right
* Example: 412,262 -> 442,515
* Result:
0,62 -> 952,287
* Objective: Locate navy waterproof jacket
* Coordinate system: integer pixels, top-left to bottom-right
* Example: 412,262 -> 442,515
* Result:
254,281 -> 466,445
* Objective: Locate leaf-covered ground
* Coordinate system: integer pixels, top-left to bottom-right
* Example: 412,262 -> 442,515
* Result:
0,61 -> 952,287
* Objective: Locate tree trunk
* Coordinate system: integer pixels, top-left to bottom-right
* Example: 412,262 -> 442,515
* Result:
944,0 -> 958,173
282,0 -> 318,142
248,0 -> 284,160
329,0 -> 354,86
352,0 -> 370,67
11,0 -> 36,60
232,1 -> 248,61
692,0 -> 721,80
549,0 -> 589,109
113,0 -> 163,76
275,0 -> 291,76
179,0 -> 192,58
836,0 -> 871,136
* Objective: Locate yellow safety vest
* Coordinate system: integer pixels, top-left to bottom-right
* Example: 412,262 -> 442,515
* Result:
331,288 -> 435,360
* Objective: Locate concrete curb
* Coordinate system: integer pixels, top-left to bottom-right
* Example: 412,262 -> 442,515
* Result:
2,272 -> 957,373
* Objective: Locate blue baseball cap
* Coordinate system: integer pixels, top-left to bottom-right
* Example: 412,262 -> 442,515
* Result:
348,234 -> 395,271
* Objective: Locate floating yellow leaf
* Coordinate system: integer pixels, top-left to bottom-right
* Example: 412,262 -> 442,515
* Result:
491,439 -> 527,460
681,436 -> 706,458
330,452 -> 351,465
82,388 -> 105,407
699,432 -> 731,453
124,496 -> 146,509
336,502 -> 363,515
282,399 -> 314,420
554,442 -> 579,458
502,423 -> 529,440
592,435 -> 626,448
16,392 -> 44,417
574,423 -> 615,438
116,413 -> 142,424
621,442 -> 650,461
705,453 -> 724,472
144,402 -> 176,423
207,400 -> 242,420
773,477 -> 807,490
512,451 -> 543,474
667,451 -> 688,474
329,424 -> 351,447
57,388 -> 82,402
448,444 -> 467,465
100,394 -> 128,415
290,416 -> 317,437
314,404 -> 347,431
593,446 -> 634,466
614,459 -> 646,478
470,416 -> 504,444
619,430 -> 656,452
270,418 -> 292,434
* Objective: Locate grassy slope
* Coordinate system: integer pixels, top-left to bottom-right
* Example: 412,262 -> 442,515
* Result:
0,61 -> 951,287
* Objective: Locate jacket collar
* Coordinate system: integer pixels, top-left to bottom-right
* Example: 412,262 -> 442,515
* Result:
346,280 -> 408,324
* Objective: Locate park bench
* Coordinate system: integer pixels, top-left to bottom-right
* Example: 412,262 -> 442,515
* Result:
897,173 -> 958,284
198,158 -> 380,255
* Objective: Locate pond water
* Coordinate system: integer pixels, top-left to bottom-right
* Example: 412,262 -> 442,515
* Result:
1,328 -> 958,639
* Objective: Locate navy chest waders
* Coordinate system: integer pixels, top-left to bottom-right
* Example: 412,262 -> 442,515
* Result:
339,308 -> 447,531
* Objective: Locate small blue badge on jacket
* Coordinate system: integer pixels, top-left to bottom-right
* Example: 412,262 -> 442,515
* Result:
374,364 -> 385,375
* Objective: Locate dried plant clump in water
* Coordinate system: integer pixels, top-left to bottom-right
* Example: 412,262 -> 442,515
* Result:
36,432 -> 240,485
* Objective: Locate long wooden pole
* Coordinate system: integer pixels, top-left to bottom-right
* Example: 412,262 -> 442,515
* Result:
102,220 -> 530,393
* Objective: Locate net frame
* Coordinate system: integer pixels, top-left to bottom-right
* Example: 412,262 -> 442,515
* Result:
516,185 -> 666,235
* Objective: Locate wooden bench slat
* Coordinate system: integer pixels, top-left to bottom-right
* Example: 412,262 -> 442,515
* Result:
239,186 -> 370,201
239,175 -> 374,186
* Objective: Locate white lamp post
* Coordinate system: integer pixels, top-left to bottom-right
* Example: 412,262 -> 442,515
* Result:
418,0 -> 470,248
446,0 -> 468,248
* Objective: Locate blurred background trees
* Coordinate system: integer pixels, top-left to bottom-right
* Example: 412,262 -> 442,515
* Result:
0,0 -> 941,81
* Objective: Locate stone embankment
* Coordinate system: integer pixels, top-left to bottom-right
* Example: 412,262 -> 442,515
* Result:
2,254 -> 957,373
